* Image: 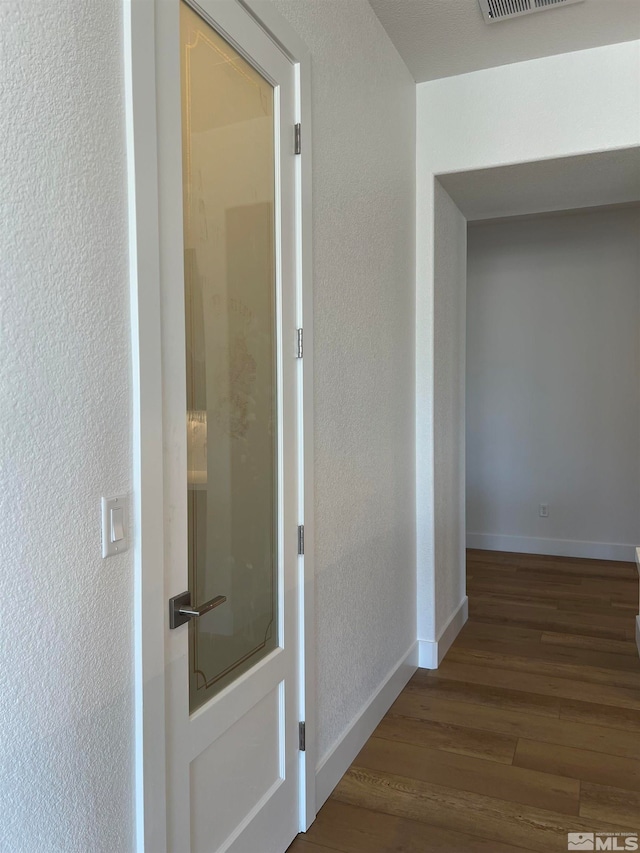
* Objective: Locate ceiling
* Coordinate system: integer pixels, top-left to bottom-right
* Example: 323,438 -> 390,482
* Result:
437,147 -> 640,221
367,0 -> 640,82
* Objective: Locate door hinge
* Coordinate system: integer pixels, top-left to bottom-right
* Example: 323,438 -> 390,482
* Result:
299,721 -> 306,751
294,123 -> 301,155
296,328 -> 303,358
297,524 -> 305,555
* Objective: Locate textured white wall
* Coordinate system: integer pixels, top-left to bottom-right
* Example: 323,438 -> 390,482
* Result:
419,41 -> 640,176
2,0 -> 415,841
417,41 -> 640,643
433,182 -> 467,633
270,0 -> 416,761
0,2 -> 133,852
467,207 -> 640,559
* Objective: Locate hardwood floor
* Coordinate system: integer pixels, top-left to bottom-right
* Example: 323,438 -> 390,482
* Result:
287,549 -> 640,853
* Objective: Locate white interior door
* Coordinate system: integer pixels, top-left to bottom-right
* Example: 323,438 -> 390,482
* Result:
156,2 -> 301,850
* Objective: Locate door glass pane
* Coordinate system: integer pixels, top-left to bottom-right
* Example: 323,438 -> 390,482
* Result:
180,1 -> 278,713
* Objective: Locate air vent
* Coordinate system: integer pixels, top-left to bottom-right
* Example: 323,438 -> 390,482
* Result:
477,0 -> 584,24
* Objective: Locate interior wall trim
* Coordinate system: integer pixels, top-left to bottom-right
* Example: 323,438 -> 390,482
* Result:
418,595 -> 469,669
467,533 -> 636,562
314,641 -> 418,812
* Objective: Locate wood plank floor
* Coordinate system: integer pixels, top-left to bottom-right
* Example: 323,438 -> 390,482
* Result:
287,549 -> 640,853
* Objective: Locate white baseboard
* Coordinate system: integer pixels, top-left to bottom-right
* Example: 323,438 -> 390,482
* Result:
314,640 -> 418,812
467,532 -> 636,562
418,596 -> 469,669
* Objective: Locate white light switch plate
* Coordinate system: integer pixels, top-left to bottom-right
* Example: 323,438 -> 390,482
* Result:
101,495 -> 129,558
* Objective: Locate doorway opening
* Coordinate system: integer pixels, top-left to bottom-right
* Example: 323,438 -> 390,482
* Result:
428,146 -> 640,662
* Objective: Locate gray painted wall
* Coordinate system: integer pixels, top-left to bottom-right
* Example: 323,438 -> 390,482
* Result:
467,206 -> 640,558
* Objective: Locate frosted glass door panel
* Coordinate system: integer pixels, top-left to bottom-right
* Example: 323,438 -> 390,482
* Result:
181,1 -> 278,713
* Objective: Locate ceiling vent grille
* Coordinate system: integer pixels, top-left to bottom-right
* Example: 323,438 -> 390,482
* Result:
478,0 -> 584,24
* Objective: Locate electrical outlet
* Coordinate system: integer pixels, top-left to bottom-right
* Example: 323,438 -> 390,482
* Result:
539,503 -> 549,518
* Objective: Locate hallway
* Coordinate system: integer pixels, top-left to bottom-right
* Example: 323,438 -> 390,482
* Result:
289,550 -> 640,853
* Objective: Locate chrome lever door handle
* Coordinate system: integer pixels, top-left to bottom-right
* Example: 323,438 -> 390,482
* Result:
178,595 -> 227,617
169,591 -> 227,629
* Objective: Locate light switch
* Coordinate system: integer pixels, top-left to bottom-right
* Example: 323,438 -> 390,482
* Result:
101,495 -> 129,558
111,506 -> 124,542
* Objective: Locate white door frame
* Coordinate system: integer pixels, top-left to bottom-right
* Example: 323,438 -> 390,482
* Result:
124,2 -> 315,849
